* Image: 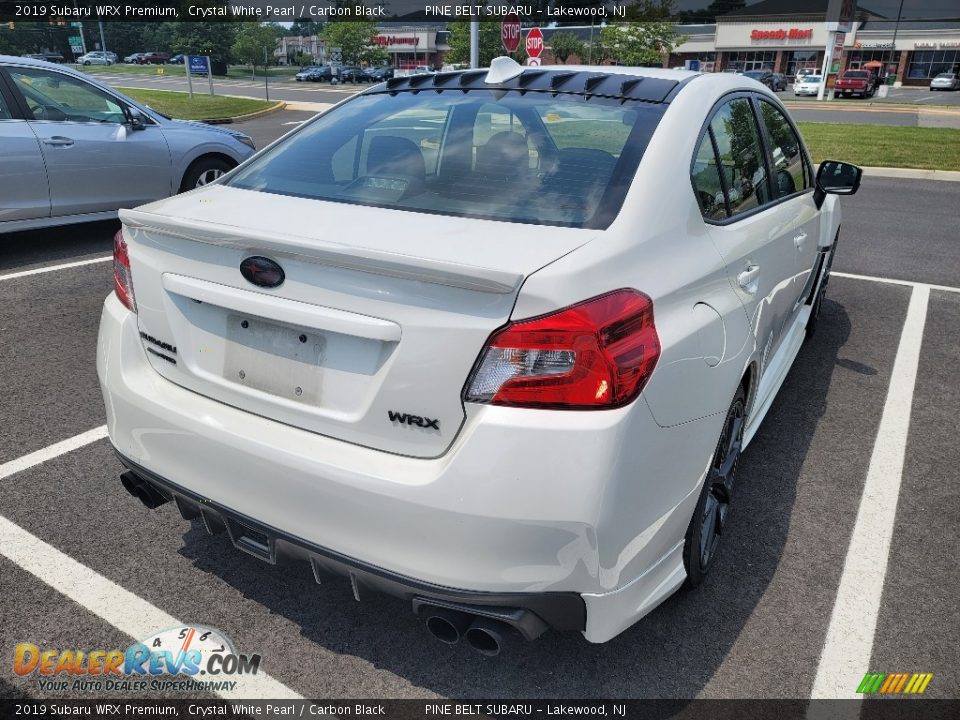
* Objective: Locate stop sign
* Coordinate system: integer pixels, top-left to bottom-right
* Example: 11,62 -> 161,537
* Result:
526,27 -> 544,59
501,13 -> 521,53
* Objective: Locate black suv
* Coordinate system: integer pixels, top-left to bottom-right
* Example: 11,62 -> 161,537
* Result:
743,70 -> 776,90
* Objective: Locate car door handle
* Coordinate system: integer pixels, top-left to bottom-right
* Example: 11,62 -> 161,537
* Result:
737,264 -> 760,292
794,232 -> 808,251
42,136 -> 74,147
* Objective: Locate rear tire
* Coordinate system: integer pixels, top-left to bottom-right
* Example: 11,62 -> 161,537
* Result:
682,384 -> 746,589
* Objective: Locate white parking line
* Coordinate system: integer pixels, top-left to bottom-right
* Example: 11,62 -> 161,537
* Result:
833,271 -> 960,294
811,284 -> 930,699
0,430 -> 303,700
0,256 -> 111,282
0,426 -> 108,481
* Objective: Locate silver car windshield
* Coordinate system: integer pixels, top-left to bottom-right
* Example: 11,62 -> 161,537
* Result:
226,89 -> 665,229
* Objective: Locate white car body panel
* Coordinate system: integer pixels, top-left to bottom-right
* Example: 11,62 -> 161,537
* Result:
97,65 -> 845,643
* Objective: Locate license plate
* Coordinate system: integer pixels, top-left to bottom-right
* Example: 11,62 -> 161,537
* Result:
224,315 -> 325,404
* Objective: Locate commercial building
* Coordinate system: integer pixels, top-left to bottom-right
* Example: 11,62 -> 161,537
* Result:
370,25 -> 450,69
666,0 -> 960,84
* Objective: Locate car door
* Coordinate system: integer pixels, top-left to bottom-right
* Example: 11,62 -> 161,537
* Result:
0,70 -> 50,223
5,66 -> 172,218
754,97 -> 821,331
698,95 -> 800,375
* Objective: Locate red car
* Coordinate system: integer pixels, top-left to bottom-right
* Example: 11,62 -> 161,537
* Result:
137,52 -> 171,65
833,69 -> 876,98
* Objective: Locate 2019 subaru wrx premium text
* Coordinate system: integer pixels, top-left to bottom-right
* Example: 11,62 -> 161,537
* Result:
97,57 -> 862,652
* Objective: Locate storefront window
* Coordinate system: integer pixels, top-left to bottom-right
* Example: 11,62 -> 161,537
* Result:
908,50 -> 960,79
847,49 -> 900,76
785,50 -> 819,78
725,50 -> 776,72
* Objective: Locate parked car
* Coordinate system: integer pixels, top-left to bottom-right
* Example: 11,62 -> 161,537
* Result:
295,65 -> 332,82
0,55 -> 255,234
97,57 -> 862,651
364,66 -> 395,82
338,65 -> 366,83
168,54 -> 185,65
930,72 -> 960,91
137,52 -> 170,65
793,74 -> 823,96
124,52 -> 146,64
76,51 -> 113,66
770,72 -> 787,91
743,69 -> 776,89
833,69 -> 876,98
23,51 -> 65,64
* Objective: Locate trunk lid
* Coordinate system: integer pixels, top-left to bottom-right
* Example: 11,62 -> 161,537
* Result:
121,185 -> 595,458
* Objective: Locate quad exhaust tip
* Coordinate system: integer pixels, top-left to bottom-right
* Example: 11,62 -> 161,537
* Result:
120,470 -> 169,510
464,617 -> 506,657
423,606 -> 512,656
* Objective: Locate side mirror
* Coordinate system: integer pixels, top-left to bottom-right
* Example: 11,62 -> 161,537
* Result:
127,106 -> 146,131
814,159 -> 862,207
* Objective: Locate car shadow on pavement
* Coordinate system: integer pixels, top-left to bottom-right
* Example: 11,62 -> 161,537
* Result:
176,298 -> 852,699
0,221 -> 118,274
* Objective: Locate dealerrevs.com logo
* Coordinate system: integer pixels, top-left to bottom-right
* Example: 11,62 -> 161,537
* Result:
13,625 -> 261,694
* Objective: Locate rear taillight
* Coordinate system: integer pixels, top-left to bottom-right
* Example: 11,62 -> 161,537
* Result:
464,289 -> 660,409
113,229 -> 136,313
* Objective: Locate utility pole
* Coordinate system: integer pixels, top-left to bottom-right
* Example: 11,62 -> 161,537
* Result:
264,47 -> 269,101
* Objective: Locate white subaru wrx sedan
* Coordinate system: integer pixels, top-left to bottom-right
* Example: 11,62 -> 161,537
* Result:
97,58 -> 861,652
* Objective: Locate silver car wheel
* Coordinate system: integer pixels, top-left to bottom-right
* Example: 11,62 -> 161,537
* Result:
195,169 -> 225,187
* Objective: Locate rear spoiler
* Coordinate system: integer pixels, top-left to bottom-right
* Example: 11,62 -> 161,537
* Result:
120,208 -> 523,295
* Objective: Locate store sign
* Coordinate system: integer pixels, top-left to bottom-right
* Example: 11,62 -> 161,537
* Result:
914,42 -> 937,49
373,35 -> 420,47
751,28 -> 813,41
856,42 -> 893,49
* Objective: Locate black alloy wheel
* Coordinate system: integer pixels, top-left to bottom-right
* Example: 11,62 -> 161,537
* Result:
683,384 -> 746,588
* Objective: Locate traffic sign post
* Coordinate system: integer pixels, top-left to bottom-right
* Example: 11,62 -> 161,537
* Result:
525,27 -> 544,60
501,13 -> 521,53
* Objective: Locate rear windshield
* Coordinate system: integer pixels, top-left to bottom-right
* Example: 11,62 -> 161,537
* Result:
843,71 -> 868,78
226,89 -> 665,229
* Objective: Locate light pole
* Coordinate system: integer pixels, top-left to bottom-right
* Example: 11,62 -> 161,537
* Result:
470,19 -> 479,68
887,0 -> 905,88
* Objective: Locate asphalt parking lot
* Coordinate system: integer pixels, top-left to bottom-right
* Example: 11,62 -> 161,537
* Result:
1,125 -> 958,700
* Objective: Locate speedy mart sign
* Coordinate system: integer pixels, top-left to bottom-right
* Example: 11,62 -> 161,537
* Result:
716,23 -> 856,49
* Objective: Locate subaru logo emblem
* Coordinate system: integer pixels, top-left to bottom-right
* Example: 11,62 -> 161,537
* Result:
240,256 -> 284,288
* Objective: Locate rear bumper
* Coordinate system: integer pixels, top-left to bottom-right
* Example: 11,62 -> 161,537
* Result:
117,451 -> 584,637
98,292 -> 713,642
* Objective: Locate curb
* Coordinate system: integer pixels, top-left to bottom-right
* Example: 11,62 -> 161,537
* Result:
203,101 -> 287,124
862,166 -> 960,182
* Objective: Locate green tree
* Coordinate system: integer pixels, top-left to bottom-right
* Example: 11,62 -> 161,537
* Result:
171,22 -> 239,64
232,23 -> 280,71
447,18 -> 527,68
548,32 -> 584,64
290,19 -> 324,37
321,20 -> 386,65
598,20 -> 686,66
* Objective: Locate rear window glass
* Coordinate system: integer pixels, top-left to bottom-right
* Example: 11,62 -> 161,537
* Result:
843,71 -> 868,78
226,89 -> 665,229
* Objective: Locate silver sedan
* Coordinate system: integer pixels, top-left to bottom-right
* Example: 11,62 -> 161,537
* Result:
0,55 -> 256,233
